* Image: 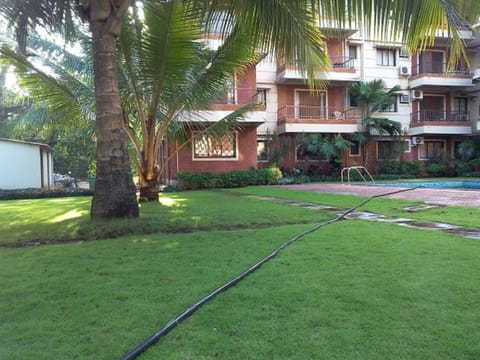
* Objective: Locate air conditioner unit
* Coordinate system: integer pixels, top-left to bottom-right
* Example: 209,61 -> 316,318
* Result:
399,66 -> 411,76
410,90 -> 423,100
411,136 -> 424,145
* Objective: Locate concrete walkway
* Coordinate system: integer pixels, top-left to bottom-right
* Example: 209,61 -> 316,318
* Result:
246,192 -> 480,240
280,183 -> 480,208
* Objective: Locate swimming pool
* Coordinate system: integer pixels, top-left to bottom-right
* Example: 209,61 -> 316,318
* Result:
376,180 -> 480,189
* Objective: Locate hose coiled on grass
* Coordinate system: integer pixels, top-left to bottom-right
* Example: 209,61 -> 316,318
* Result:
120,186 -> 421,360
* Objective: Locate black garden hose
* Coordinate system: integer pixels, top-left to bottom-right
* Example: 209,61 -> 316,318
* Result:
120,186 -> 421,360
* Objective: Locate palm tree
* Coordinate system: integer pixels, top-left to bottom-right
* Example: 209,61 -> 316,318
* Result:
1,0 -> 479,218
119,1 -> 266,201
0,2 -> 280,202
349,80 -> 403,167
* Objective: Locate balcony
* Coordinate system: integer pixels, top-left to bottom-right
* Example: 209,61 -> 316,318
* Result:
210,88 -> 266,111
277,106 -> 360,134
410,61 -> 473,89
409,111 -> 472,135
183,88 -> 265,126
277,57 -> 359,84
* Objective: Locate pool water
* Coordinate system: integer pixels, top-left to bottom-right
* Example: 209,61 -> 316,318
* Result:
376,180 -> 480,189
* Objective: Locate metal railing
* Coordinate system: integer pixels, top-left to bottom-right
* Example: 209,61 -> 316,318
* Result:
413,60 -> 469,76
410,111 -> 470,124
214,88 -> 265,105
278,106 -> 361,121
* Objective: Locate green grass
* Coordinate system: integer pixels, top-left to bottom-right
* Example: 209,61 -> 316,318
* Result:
1,188 -> 480,359
0,191 -> 331,246
227,186 -> 480,228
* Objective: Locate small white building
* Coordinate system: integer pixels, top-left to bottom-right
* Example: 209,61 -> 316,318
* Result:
0,138 -> 53,189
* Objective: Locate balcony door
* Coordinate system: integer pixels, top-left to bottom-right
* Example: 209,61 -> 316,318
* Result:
420,95 -> 445,121
453,97 -> 468,121
295,90 -> 326,119
419,51 -> 444,74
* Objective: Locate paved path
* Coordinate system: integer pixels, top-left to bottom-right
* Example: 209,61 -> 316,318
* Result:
280,183 -> 480,208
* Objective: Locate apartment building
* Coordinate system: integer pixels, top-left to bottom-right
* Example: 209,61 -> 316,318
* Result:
164,21 -> 480,180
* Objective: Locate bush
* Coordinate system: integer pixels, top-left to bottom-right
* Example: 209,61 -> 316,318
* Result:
0,188 -> 93,201
426,163 -> 446,176
377,160 -> 422,176
177,167 -> 282,190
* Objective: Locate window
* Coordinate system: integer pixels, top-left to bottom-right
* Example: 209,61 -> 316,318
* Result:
349,90 -> 358,107
400,94 -> 410,104
193,132 -> 237,159
399,47 -> 409,58
376,48 -> 396,66
380,99 -> 398,113
348,45 -> 358,59
377,140 -> 409,160
418,141 -> 445,160
255,88 -> 267,106
257,139 -> 268,162
350,141 -> 360,156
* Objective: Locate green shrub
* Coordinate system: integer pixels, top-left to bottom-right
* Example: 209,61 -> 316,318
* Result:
0,188 -> 93,200
177,167 -> 282,190
426,163 -> 445,176
377,160 -> 422,176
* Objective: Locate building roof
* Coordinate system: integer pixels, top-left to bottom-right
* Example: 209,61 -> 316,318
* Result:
0,138 -> 53,152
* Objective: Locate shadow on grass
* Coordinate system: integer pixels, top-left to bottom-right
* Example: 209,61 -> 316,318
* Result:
1,191 -> 329,247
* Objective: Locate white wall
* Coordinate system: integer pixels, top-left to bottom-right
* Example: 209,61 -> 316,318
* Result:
0,140 -> 43,189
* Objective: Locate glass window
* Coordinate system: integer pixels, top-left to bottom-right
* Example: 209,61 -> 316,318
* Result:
380,99 -> 398,113
349,90 -> 358,107
257,139 -> 268,162
348,45 -> 358,59
350,141 -> 360,156
193,132 -> 237,159
418,141 -> 444,160
376,48 -> 396,66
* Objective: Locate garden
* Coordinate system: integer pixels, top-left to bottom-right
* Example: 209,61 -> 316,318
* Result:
1,187 -> 480,359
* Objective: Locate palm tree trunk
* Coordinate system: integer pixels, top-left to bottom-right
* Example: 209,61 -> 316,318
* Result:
90,19 -> 139,219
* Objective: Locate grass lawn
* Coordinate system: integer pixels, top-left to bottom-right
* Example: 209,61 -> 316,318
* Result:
1,188 -> 480,359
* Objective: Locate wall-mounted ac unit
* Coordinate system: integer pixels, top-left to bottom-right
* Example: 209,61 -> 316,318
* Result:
399,66 -> 411,76
473,69 -> 480,80
410,90 -> 423,100
411,136 -> 424,145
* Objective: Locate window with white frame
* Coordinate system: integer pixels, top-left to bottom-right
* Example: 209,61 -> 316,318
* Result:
380,98 -> 398,112
193,132 -> 237,159
376,48 -> 396,66
257,138 -> 268,162
350,140 -> 360,156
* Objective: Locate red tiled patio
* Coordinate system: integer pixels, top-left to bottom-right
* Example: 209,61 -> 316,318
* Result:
281,183 -> 480,208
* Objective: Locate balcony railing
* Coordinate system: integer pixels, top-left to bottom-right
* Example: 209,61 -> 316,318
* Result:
410,111 -> 470,124
413,61 -> 470,76
331,56 -> 356,69
213,88 -> 265,105
278,106 -> 361,122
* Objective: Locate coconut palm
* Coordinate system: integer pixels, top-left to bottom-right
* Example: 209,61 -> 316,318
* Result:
1,0 -> 479,218
0,2 -> 267,202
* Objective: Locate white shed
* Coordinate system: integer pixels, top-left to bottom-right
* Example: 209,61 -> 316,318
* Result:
0,138 -> 54,189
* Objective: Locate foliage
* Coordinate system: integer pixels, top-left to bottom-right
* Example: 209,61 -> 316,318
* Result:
0,187 -> 93,200
376,160 -> 422,176
425,162 -> 446,176
177,168 -> 282,190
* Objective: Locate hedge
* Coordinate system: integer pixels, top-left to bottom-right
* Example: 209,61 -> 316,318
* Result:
177,167 -> 282,190
0,188 -> 94,201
